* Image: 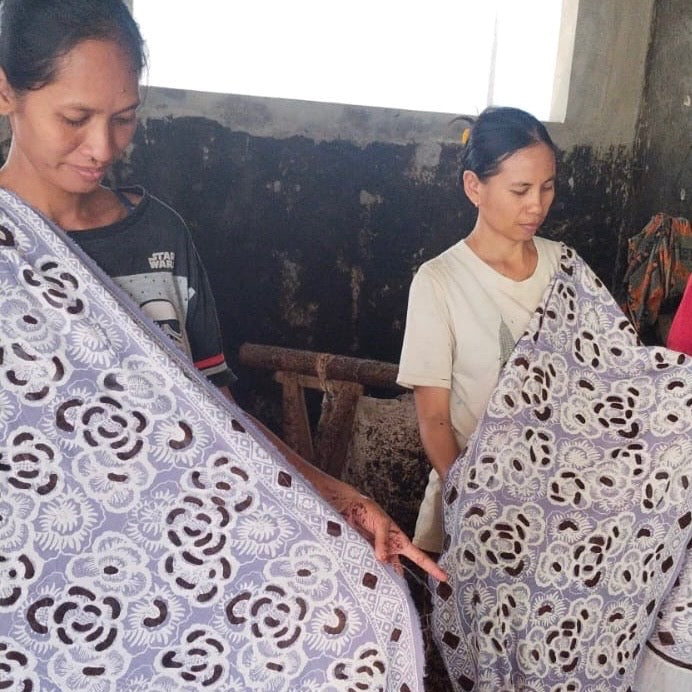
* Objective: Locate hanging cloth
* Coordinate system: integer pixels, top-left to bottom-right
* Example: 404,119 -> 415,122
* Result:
622,213 -> 692,334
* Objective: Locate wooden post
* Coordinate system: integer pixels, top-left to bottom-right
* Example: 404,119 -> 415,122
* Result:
312,381 -> 364,477
240,343 -> 402,478
273,372 -> 314,462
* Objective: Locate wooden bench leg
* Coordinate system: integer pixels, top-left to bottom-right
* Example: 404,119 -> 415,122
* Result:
313,381 -> 363,478
274,371 -> 314,462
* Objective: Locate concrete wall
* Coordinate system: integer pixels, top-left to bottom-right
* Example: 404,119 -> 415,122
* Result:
631,0 -> 692,232
102,1 -> 653,411
0,0 -> 671,414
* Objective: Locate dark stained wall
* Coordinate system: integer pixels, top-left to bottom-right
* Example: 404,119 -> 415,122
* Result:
111,120 -> 634,400
1,0 -> 677,422
631,0 -> 691,232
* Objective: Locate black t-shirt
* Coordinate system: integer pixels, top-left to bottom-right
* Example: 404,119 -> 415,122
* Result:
67,187 -> 234,387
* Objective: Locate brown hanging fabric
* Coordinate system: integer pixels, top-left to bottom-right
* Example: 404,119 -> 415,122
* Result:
622,213 -> 692,335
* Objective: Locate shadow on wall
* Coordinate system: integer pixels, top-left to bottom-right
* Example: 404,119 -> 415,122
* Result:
112,116 -> 635,371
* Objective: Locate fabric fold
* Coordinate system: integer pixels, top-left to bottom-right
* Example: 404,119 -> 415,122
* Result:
0,188 -> 425,691
434,245 -> 691,691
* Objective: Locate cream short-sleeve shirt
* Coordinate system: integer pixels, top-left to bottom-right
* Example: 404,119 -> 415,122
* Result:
397,236 -> 563,552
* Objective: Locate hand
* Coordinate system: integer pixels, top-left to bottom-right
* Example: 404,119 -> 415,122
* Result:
230,407 -> 447,582
335,490 -> 448,582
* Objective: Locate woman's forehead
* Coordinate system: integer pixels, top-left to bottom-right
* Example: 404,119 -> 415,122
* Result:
39,39 -> 140,107
494,143 -> 556,181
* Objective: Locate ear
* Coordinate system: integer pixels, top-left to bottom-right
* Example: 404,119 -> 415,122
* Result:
0,67 -> 17,115
462,170 -> 481,208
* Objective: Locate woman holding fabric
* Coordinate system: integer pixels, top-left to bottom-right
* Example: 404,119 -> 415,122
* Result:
0,0 -> 445,578
0,0 -> 443,688
398,107 -> 691,690
398,107 -> 563,555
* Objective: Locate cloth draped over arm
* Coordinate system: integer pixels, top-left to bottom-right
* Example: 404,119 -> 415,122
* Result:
434,246 -> 692,691
0,188 -> 426,691
622,213 -> 692,334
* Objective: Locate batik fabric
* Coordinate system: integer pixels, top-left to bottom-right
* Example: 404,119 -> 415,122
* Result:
0,188 -> 425,692
433,246 -> 691,691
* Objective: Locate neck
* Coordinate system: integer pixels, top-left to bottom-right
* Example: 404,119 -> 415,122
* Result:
465,226 -> 538,281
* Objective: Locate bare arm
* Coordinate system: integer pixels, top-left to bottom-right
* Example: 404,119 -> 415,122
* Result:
218,386 -> 447,582
413,385 -> 461,480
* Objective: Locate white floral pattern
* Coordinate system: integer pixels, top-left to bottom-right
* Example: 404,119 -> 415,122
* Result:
435,247 -> 692,691
0,190 -> 423,690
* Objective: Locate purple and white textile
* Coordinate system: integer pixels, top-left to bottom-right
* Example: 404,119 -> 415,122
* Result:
433,246 -> 691,691
0,189 -> 425,691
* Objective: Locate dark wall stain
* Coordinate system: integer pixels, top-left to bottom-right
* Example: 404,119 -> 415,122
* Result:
113,117 -> 634,399
631,0 -> 691,235
551,145 -> 635,294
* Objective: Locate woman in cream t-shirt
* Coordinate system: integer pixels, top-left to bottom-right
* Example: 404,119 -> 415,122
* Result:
397,107 -> 563,553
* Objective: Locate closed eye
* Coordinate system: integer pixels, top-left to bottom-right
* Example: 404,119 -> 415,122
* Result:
62,115 -> 89,128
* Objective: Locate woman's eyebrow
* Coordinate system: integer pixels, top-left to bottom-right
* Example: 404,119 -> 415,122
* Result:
510,176 -> 556,187
61,100 -> 140,114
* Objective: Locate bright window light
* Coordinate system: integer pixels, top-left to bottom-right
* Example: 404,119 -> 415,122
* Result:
133,0 -> 578,121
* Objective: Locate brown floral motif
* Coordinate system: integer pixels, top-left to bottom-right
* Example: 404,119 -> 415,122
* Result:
159,627 -> 226,686
0,342 -> 68,404
573,329 -> 602,369
0,223 -> 16,246
642,470 -> 676,512
0,639 -> 37,691
476,586 -> 531,662
187,456 -> 255,513
0,553 -> 37,608
169,420 -> 194,451
588,385 -> 643,440
100,359 -> 175,419
549,469 -> 588,507
163,494 -> 236,604
477,506 -> 543,578
26,585 -> 122,673
635,541 -> 672,586
329,646 -> 387,691
554,280 -> 578,322
1,428 -> 60,495
544,606 -> 594,674
56,395 -> 147,461
608,442 -> 647,479
520,363 -> 558,422
2,291 -> 65,353
569,522 -> 623,589
587,624 -> 641,680
503,428 -> 555,485
21,259 -> 84,315
523,428 -> 554,469
226,583 -> 308,651
466,455 -> 501,492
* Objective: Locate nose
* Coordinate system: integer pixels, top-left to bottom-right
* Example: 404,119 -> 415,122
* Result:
82,121 -> 117,165
526,189 -> 551,216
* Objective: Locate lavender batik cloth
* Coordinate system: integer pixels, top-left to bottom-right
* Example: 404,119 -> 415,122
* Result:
0,189 -> 425,691
433,246 -> 692,691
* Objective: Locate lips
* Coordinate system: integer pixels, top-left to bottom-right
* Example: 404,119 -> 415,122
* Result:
70,165 -> 108,182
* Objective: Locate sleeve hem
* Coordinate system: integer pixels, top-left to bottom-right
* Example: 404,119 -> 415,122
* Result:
396,373 -> 452,389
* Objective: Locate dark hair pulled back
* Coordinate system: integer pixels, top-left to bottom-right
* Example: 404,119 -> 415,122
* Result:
458,106 -> 557,181
0,0 -> 145,92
